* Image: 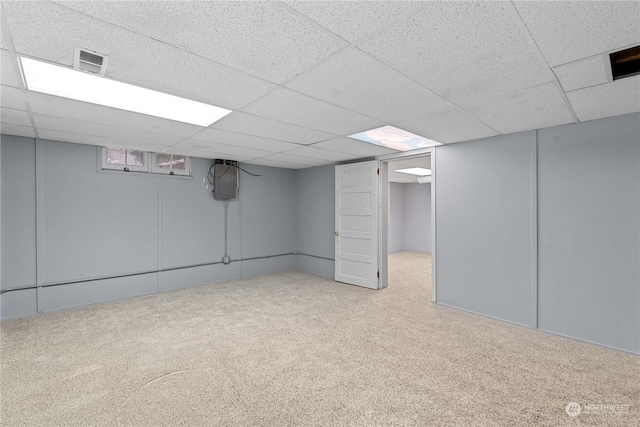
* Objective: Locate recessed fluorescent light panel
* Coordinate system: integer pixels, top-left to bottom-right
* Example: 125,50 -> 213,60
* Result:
394,167 -> 432,176
348,125 -> 441,151
20,56 -> 231,127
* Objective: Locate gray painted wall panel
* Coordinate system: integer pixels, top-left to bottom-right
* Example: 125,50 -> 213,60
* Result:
295,254 -> 334,279
0,289 -> 38,319
240,165 -> 295,259
161,158 -> 238,269
388,183 -> 405,253
241,255 -> 296,278
41,273 -> 158,312
38,141 -> 159,283
436,132 -> 535,327
161,263 -> 241,292
404,183 -> 431,254
1,136 -> 36,289
537,114 -> 640,353
294,165 -> 335,276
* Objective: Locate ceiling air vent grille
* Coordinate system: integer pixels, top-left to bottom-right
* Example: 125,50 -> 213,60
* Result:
610,45 -> 640,81
74,47 -> 108,76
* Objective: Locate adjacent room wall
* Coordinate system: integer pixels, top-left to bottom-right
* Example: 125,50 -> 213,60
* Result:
294,164 -> 335,278
0,136 -> 296,319
388,182 -> 431,254
388,182 -> 405,253
404,183 -> 431,254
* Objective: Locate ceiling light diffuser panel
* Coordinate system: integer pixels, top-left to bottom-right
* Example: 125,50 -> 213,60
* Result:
394,167 -> 432,176
348,125 -> 441,151
20,57 -> 231,127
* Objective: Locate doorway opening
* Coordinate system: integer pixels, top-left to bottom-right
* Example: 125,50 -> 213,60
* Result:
379,152 -> 436,301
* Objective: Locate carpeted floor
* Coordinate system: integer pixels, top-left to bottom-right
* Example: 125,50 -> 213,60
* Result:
1,252 -> 638,426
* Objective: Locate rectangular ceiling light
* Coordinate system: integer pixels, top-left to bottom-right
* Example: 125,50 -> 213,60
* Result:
348,125 -> 441,151
20,56 -> 231,127
394,167 -> 431,176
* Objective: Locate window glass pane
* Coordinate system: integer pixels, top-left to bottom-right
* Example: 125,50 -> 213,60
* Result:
127,150 -> 144,166
171,155 -> 186,170
106,147 -> 126,165
155,153 -> 172,169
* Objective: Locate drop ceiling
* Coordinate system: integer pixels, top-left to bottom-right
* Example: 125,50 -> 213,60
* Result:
1,1 -> 638,169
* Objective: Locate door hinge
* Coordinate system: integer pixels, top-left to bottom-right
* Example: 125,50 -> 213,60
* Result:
377,168 -> 380,175
377,270 -> 380,278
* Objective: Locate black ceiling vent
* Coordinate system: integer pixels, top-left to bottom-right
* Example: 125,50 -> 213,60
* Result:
74,47 -> 109,76
610,45 -> 640,81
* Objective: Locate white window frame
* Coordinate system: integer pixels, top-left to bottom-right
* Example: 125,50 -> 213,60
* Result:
100,147 -> 191,176
150,153 -> 191,176
101,147 -> 149,172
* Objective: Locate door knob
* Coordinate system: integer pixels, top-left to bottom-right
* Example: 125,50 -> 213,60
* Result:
335,231 -> 339,236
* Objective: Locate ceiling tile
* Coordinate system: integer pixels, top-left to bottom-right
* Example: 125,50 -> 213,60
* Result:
394,108 -> 498,144
284,146 -> 361,162
286,46 -> 452,123
37,128 -> 152,149
244,158 -> 310,170
52,0 -> 347,84
1,85 -> 27,111
311,137 -> 398,157
192,128 -> 302,153
242,88 -> 384,135
27,92 -> 202,137
1,123 -> 35,138
514,1 -> 640,67
0,28 -> 7,50
170,140 -> 274,160
1,107 -> 31,127
4,1 -> 276,109
357,1 -> 555,105
463,82 -> 576,134
211,112 -> 336,145
162,146 -> 252,162
33,115 -> 183,146
284,1 -> 423,43
566,76 -> 640,123
553,55 -> 611,92
256,153 -> 333,167
1,49 -> 21,88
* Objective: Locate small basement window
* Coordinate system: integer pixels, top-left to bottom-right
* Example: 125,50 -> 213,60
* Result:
101,147 -> 190,176
151,153 -> 190,176
102,147 -> 148,172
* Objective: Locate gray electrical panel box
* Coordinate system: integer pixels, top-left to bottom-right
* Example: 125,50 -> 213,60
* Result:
213,161 -> 238,200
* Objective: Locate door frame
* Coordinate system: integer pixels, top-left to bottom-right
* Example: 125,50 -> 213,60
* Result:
377,147 -> 437,301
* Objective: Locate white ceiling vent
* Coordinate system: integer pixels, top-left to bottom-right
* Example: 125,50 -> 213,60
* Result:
74,47 -> 108,76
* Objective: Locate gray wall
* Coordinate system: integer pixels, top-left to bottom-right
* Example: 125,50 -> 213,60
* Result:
435,113 -> 639,354
1,136 -> 296,319
537,115 -> 639,353
388,182 -> 405,253
436,131 -> 536,328
388,182 -> 431,254
404,183 -> 431,253
294,164 -> 335,278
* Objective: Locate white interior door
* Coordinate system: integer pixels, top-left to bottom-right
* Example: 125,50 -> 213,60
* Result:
335,160 -> 379,289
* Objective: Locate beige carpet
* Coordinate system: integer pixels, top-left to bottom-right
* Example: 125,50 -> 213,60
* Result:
1,252 -> 638,426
